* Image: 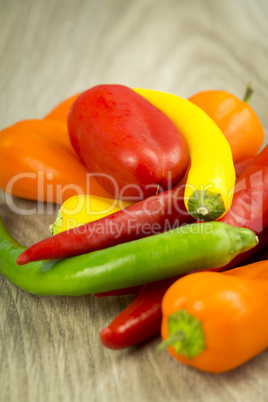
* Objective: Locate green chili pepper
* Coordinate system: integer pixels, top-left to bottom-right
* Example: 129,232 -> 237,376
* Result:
0,216 -> 257,296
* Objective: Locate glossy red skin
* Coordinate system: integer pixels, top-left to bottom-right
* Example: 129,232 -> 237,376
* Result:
68,85 -> 189,199
17,183 -> 195,264
220,145 -> 268,234
100,278 -> 177,349
234,156 -> 255,178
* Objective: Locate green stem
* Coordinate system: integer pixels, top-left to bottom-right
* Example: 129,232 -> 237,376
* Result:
187,190 -> 225,221
157,330 -> 186,353
243,83 -> 253,104
157,309 -> 205,359
49,209 -> 62,235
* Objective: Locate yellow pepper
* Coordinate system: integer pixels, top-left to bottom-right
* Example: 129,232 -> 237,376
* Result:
50,195 -> 133,235
134,88 -> 236,221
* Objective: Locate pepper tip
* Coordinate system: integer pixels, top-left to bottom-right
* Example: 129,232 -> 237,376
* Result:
16,252 -> 28,266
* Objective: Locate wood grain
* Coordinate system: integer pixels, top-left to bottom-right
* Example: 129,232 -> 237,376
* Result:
1,0 -> 268,401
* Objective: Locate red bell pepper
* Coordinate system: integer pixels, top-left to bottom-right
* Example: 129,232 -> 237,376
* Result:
68,84 -> 189,199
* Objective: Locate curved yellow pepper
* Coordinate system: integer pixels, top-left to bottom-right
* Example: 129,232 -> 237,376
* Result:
134,88 -> 236,221
50,195 -> 133,235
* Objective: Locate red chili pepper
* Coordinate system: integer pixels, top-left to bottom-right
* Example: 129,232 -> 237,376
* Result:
17,182 -> 194,264
100,277 -> 178,349
99,148 -> 268,349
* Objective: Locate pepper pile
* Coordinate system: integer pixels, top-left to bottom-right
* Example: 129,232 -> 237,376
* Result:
0,84 -> 267,374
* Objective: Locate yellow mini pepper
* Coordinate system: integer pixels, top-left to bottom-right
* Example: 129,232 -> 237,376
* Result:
50,195 -> 132,234
134,88 -> 236,221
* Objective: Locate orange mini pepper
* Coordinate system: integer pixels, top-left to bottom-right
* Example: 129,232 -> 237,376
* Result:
159,260 -> 268,373
0,119 -> 111,204
44,94 -> 79,122
189,86 -> 264,163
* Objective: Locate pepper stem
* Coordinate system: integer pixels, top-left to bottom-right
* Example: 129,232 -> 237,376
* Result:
157,309 -> 205,359
157,330 -> 186,353
187,190 -> 225,221
243,83 -> 253,104
49,209 -> 62,235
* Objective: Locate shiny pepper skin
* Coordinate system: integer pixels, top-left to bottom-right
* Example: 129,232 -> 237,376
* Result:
189,89 -> 264,163
160,260 -> 268,373
0,119 -> 111,203
68,85 -> 189,200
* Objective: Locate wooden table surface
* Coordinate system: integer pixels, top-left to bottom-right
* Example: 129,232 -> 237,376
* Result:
1,0 -> 268,401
